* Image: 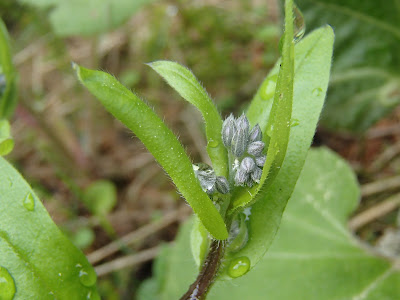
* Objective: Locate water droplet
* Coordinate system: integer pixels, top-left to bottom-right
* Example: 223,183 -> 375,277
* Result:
76,264 -> 97,287
260,75 -> 278,101
86,290 -> 101,300
228,256 -> 250,278
208,139 -> 219,148
291,118 -> 300,127
0,266 -> 16,300
293,4 -> 306,43
23,193 -> 35,211
312,87 -> 323,97
227,213 -> 249,253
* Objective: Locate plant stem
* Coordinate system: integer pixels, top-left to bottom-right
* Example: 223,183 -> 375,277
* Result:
179,239 -> 226,300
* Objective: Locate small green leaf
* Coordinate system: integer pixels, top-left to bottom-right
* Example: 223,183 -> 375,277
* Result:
82,180 -> 117,216
18,0 -> 157,36
224,25 -> 334,272
0,119 -> 14,156
229,0 -> 295,212
148,61 -> 228,177
0,18 -> 17,119
298,0 -> 400,132
0,157 -> 99,299
146,148 -> 400,299
73,64 -> 228,240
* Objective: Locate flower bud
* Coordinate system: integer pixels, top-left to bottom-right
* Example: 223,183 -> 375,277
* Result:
240,157 -> 255,174
231,126 -> 248,158
255,155 -> 266,167
251,167 -> 262,183
215,176 -> 230,194
247,141 -> 265,156
236,114 -> 250,134
193,163 -> 216,195
222,114 -> 236,148
234,168 -> 248,186
249,124 -> 262,142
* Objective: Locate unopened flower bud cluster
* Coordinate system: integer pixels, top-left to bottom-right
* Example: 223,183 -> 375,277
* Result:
222,113 -> 266,187
193,114 -> 265,196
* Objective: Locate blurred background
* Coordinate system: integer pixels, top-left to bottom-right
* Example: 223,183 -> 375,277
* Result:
1,0 -> 400,298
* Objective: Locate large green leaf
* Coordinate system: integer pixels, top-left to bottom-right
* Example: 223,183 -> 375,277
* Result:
143,148 -> 400,299
0,157 -> 100,300
229,0 -> 294,212
18,0 -> 156,36
0,18 -> 17,119
148,61 -> 228,177
221,25 -> 334,273
73,64 -> 228,240
297,0 -> 400,132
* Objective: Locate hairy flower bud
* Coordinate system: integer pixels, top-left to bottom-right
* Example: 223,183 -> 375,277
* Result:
247,141 -> 265,157
240,157 -> 255,174
234,168 -> 248,186
249,124 -> 262,142
236,113 -> 250,134
255,155 -> 266,167
215,176 -> 230,194
251,167 -> 262,183
193,163 -> 216,195
222,114 -> 236,148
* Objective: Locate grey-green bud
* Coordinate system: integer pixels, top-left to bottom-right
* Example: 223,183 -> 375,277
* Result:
231,125 -> 248,158
251,167 -> 262,183
222,114 -> 236,148
249,124 -> 262,142
193,163 -> 216,195
255,155 -> 266,167
236,113 -> 250,134
215,176 -> 230,194
240,157 -> 255,174
247,141 -> 265,156
234,168 -> 248,186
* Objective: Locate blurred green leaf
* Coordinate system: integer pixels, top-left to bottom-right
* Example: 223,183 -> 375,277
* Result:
0,119 -> 13,156
148,61 -> 228,177
83,180 -> 117,216
69,227 -> 95,251
298,0 -> 400,132
73,63 -> 228,240
0,157 -> 99,299
0,18 -> 17,119
145,148 -> 400,299
18,0 -> 156,36
229,0 -> 295,212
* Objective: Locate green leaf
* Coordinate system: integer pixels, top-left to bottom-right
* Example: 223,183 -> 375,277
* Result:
0,119 -> 14,156
73,64 -> 228,240
223,25 -> 334,273
146,148 -> 400,299
229,0 -> 295,212
18,0 -> 156,36
298,0 -> 400,132
147,61 -> 228,177
0,18 -> 17,119
82,180 -> 117,216
0,157 -> 100,299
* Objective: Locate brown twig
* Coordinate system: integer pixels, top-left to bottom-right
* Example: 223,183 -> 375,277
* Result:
368,141 -> 400,173
349,193 -> 400,231
87,205 -> 191,264
361,175 -> 400,197
94,246 -> 161,277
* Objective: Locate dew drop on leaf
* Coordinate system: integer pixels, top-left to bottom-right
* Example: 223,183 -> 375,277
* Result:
293,4 -> 306,43
76,264 -> 97,287
227,256 -> 250,278
260,75 -> 278,101
23,193 -> 35,211
0,266 -> 16,300
208,139 -> 219,148
312,87 -> 323,97
291,118 -> 300,127
86,290 -> 101,300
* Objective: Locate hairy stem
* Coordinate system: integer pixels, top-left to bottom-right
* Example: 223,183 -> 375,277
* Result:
180,239 -> 226,300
